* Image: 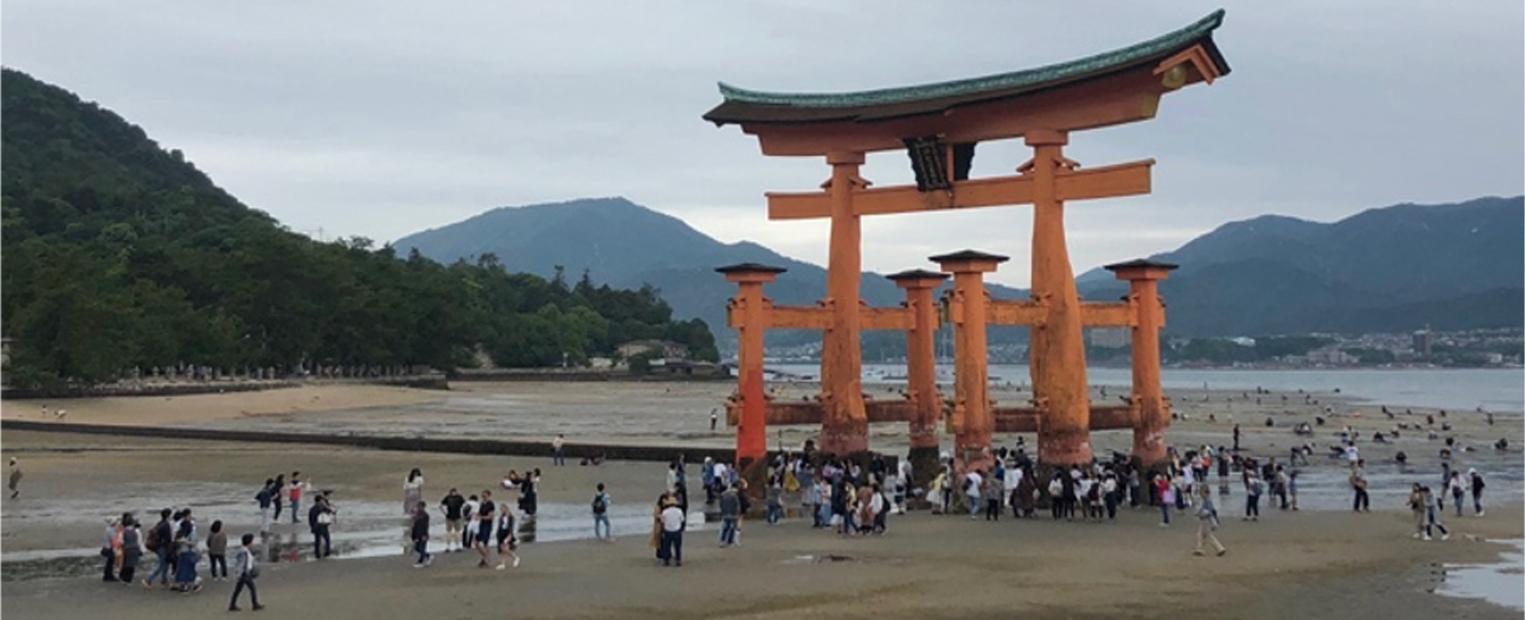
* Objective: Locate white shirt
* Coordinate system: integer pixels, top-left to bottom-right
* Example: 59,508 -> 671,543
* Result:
1346,445 -> 1360,462
1004,467 -> 1022,490
1102,478 -> 1118,494
965,472 -> 982,497
660,506 -> 685,532
898,460 -> 913,482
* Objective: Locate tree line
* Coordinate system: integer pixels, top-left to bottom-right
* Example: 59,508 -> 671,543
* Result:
0,68 -> 716,389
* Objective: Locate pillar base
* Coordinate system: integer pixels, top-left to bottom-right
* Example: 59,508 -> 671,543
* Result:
907,445 -> 942,491
736,454 -> 770,513
1037,429 -> 1093,467
819,422 -> 869,458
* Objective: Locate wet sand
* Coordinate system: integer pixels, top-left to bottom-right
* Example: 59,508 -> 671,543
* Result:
2,381 -> 1522,617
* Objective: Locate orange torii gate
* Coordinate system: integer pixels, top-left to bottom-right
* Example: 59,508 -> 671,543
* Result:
705,10 -> 1229,475
718,263 -> 948,483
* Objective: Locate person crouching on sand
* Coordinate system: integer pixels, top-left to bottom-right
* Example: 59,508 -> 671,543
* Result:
1193,486 -> 1226,557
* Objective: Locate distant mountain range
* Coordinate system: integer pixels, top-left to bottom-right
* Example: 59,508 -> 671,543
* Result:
397,195 -> 1523,342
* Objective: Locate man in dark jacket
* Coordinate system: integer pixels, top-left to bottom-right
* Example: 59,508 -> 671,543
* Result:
411,501 -> 432,567
143,508 -> 174,588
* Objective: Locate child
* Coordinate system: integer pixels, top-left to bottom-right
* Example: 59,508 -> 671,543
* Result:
496,508 -> 520,570
207,521 -> 228,581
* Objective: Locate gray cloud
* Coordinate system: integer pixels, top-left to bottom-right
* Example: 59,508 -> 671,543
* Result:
4,1 -> 1520,286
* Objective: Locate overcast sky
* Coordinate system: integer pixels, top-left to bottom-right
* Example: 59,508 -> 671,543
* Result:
5,1 -> 1522,286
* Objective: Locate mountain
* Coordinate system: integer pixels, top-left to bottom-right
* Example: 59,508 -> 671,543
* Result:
1076,196 -> 1524,335
395,197 -> 1027,345
401,196 -> 1523,342
0,68 -> 715,388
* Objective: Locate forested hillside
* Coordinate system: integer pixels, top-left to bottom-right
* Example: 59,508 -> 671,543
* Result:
0,68 -> 715,388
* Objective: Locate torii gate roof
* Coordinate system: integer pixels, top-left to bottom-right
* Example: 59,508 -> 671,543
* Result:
703,10 -> 1228,127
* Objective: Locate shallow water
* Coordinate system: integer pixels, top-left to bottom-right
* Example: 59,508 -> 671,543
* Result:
2,499 -> 685,581
1436,538 -> 1525,611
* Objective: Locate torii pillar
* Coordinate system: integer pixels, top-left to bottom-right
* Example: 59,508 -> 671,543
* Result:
717,262 -> 785,489
888,268 -> 949,486
1025,130 -> 1094,467
819,150 -> 870,458
1106,259 -> 1177,468
932,250 -> 1007,472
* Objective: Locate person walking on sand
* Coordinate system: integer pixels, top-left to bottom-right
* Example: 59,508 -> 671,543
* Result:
1422,485 -> 1450,541
659,496 -> 685,567
592,482 -> 612,541
1447,471 -> 1466,517
438,488 -> 465,553
411,501 -> 433,567
718,484 -> 741,546
1468,469 -> 1486,516
1232,424 -> 1241,452
474,490 -> 498,568
1350,460 -> 1370,513
1408,484 -> 1427,539
119,516 -> 143,584
1193,486 -> 1227,557
964,468 -> 984,520
8,457 -> 21,499
227,533 -> 263,611
495,506 -> 520,569
270,474 -> 286,523
143,508 -> 174,589
552,434 -> 566,466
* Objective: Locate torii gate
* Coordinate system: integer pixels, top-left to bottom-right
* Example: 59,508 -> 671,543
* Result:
706,11 -> 1229,474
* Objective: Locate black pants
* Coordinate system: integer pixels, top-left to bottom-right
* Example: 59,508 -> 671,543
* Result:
660,530 -> 683,565
208,554 -> 227,578
102,549 -> 116,581
1353,488 -> 1369,512
313,526 -> 332,558
1051,499 -> 1063,519
273,498 -> 283,521
229,574 -> 260,609
1246,495 -> 1260,517
120,564 -> 137,583
1104,493 -> 1118,519
414,538 -> 430,564
985,499 -> 1000,520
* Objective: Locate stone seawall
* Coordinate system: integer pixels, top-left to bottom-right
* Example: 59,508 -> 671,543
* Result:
0,375 -> 451,400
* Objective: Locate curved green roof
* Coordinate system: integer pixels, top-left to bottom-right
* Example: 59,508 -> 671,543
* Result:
705,9 -> 1227,125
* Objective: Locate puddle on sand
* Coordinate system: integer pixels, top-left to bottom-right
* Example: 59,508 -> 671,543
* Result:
1435,538 -> 1524,612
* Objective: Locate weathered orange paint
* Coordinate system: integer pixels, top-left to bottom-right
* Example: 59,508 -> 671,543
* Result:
722,268 -> 779,465
892,273 -> 946,453
1109,263 -> 1175,467
1025,130 -> 1094,466
934,253 -> 1005,472
820,150 -> 869,456
765,160 -> 1153,221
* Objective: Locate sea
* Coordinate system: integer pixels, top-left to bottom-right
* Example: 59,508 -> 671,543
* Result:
766,364 -> 1525,413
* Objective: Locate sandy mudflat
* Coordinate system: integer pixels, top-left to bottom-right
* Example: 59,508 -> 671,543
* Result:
1,380 -> 1522,618
1,384 -> 439,426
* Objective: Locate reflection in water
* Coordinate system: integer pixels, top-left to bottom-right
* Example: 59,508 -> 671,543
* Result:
1436,539 -> 1525,611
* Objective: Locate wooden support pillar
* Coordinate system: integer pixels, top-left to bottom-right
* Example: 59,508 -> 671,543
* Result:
1024,130 -> 1094,466
888,268 -> 949,486
1106,259 -> 1177,468
717,263 -> 786,489
932,250 -> 1007,473
820,150 -> 869,457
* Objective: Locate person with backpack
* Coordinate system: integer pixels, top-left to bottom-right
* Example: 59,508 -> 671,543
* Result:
142,508 -> 174,589
228,533 -> 263,611
592,482 -> 612,541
